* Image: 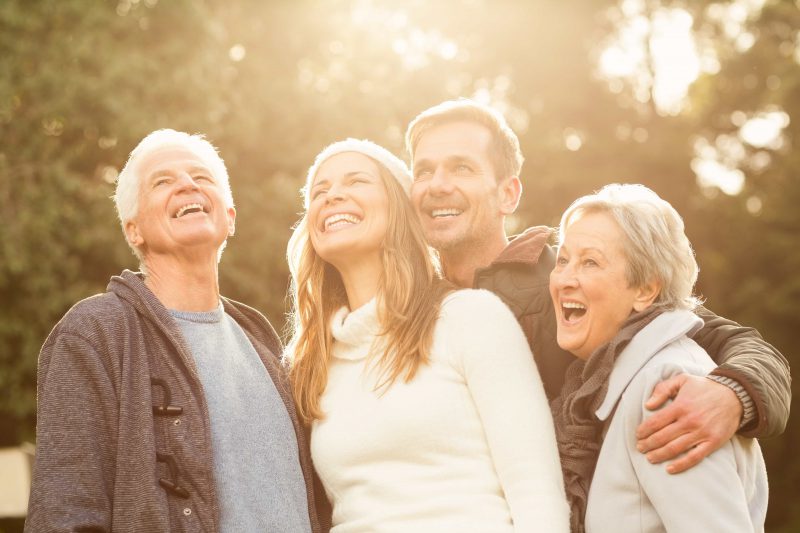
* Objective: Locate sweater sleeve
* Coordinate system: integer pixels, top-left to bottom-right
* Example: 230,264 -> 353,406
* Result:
621,359 -> 763,533
691,305 -> 790,438
443,290 -> 570,532
25,331 -> 118,533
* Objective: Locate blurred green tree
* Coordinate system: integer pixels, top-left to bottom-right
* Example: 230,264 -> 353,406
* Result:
0,0 -> 796,529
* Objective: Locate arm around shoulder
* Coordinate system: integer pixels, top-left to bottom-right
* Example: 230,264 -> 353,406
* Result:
692,305 -> 790,438
621,363 -> 766,533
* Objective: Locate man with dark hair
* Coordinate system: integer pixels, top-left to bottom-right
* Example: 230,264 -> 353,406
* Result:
406,99 -> 790,474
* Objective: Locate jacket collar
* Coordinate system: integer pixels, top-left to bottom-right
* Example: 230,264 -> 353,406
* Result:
595,309 -> 704,421
473,226 -> 553,286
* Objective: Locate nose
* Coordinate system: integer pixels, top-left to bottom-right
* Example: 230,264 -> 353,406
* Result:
550,261 -> 578,290
428,167 -> 455,196
324,182 -> 347,204
175,172 -> 200,191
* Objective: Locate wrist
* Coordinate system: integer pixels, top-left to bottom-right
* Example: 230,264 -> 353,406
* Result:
706,374 -> 756,430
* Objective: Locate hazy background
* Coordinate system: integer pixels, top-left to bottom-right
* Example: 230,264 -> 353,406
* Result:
1,0 -> 797,530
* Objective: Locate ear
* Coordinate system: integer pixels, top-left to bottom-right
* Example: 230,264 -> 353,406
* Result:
632,279 -> 662,312
498,176 -> 522,215
124,220 -> 144,248
227,206 -> 237,237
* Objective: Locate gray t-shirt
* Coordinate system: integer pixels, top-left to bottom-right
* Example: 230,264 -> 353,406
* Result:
170,304 -> 310,533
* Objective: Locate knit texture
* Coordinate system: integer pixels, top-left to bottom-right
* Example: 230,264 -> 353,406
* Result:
311,289 -> 569,532
303,138 -> 412,208
170,305 -> 311,533
26,270 -> 323,533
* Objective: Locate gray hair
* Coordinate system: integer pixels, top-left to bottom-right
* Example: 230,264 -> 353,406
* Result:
405,99 -> 524,180
114,129 -> 234,264
557,183 -> 700,310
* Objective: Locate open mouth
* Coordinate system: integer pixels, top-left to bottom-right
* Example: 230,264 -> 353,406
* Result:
430,208 -> 463,219
173,203 -> 207,218
323,213 -> 362,232
562,301 -> 587,322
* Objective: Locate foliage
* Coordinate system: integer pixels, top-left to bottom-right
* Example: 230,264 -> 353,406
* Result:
1,0 -> 797,528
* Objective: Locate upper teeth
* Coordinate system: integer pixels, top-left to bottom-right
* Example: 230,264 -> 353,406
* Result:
563,302 -> 586,309
431,208 -> 462,217
175,203 -> 203,218
324,213 -> 361,230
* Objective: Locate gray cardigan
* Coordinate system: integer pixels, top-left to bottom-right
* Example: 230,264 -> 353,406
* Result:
585,311 -> 768,533
26,270 -> 324,533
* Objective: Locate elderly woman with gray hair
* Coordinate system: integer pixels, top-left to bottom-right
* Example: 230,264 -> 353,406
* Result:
549,184 -> 768,533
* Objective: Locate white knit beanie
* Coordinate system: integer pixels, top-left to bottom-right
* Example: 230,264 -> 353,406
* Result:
303,138 -> 412,208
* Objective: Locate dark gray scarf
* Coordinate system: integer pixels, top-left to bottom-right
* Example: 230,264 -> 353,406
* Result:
551,305 -> 665,533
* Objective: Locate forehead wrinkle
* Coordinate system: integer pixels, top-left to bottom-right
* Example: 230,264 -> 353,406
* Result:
447,154 -> 480,164
312,169 -> 376,188
145,163 -> 212,183
412,152 -> 480,170
560,237 -> 609,257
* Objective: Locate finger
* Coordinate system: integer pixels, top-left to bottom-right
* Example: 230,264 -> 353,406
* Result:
665,441 -> 714,474
644,432 -> 698,464
644,375 -> 683,410
636,403 -> 681,441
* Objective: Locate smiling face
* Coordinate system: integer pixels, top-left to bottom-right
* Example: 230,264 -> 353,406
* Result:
549,211 -> 658,360
410,121 -> 517,255
124,146 -> 235,263
307,152 -> 389,272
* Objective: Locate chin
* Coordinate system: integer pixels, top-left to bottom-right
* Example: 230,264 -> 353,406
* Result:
318,241 -> 377,265
427,233 -> 467,253
557,336 -> 587,360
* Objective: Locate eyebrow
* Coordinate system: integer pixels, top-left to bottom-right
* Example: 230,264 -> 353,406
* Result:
559,243 -> 608,257
414,154 -> 479,168
310,170 -> 376,190
147,165 -> 213,182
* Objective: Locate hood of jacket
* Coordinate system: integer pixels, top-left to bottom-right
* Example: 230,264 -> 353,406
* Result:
487,225 -> 554,270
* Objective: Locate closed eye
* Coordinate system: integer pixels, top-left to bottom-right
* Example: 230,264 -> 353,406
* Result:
414,168 -> 433,181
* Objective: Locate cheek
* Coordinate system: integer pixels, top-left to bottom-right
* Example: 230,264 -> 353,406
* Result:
410,187 -> 424,210
370,209 -> 390,239
307,204 -> 322,228
548,275 -> 559,304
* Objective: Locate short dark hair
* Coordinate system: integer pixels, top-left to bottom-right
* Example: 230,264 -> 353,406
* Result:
405,99 -> 524,180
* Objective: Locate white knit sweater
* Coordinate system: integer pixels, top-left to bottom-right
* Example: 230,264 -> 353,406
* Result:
311,289 -> 570,532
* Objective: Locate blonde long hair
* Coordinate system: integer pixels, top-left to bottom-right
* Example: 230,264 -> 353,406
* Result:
286,154 -> 451,424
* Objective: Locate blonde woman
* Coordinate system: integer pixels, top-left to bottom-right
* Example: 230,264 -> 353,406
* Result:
286,139 -> 569,532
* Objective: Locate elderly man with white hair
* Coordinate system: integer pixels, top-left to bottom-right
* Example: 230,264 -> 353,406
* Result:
26,130 -> 325,533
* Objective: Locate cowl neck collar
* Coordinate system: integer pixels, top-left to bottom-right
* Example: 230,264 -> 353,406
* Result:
330,298 -> 380,360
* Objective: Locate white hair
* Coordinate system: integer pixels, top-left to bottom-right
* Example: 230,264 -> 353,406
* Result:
557,183 -> 700,310
113,129 -> 234,264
